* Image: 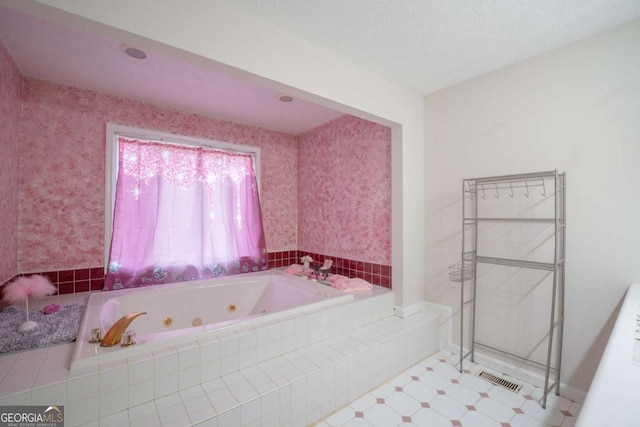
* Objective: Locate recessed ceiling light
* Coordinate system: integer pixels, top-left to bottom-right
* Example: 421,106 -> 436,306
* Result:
279,95 -> 293,103
119,43 -> 147,60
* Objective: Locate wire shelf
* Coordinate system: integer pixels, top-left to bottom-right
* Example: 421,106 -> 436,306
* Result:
448,263 -> 474,282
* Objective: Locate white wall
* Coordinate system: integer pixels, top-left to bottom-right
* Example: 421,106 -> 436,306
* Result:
424,18 -> 640,396
12,0 -> 426,309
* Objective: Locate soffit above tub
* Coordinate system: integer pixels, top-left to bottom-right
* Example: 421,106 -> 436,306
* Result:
227,0 -> 640,94
0,6 -> 344,135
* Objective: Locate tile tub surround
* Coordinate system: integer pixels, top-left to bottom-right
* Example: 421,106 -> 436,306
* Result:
2,253 -> 391,298
0,286 -> 441,426
268,251 -> 392,288
2,267 -> 105,295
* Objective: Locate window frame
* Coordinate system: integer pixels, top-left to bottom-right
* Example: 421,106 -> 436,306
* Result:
104,123 -> 261,273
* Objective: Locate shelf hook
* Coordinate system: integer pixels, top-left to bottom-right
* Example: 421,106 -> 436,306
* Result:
481,184 -> 486,199
495,183 -> 500,199
541,179 -> 546,197
465,181 -> 474,200
524,181 -> 530,198
509,182 -> 514,198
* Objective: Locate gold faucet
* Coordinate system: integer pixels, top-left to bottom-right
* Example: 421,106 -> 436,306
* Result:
100,312 -> 147,347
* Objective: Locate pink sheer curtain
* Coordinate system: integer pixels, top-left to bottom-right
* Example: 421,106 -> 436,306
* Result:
104,138 -> 267,290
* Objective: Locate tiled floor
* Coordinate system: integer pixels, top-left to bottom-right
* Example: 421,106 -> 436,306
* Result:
316,351 -> 580,427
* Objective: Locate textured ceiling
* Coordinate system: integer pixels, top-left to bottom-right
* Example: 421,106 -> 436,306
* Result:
227,0 -> 640,94
1,2 -> 639,135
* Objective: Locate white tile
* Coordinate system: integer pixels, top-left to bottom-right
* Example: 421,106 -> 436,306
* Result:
193,415 -> 218,427
128,400 -> 157,421
178,347 -> 201,369
100,387 -> 128,417
543,393 -> 572,411
429,395 -> 467,420
563,414 -> 578,427
389,373 -> 412,387
324,407 -> 355,426
474,394 -> 515,423
154,372 -> 178,398
240,346 -> 258,368
290,395 -> 307,421
216,406 -> 240,427
343,417 -> 373,427
510,413 -> 548,427
99,365 -> 128,394
128,359 -> 154,384
308,371 -> 322,392
153,352 -> 177,374
179,385 -> 206,402
460,410 -> 503,427
32,368 -> 69,388
486,386 -> 526,408
1,372 -> 36,395
458,372 -> 493,393
369,383 -> 397,399
188,408 -> 216,425
99,410 -> 129,427
206,386 -> 238,413
220,335 -> 239,358
157,402 -> 188,424
362,403 -> 404,427
228,379 -> 259,404
179,365 -> 201,390
221,354 -> 239,376
239,330 -> 257,350
410,408 -> 452,427
130,413 -> 161,427
521,399 -> 565,426
278,383 -> 291,406
240,397 -> 261,425
261,410 -> 280,427
568,400 -> 582,418
349,393 -> 377,412
446,383 -> 481,406
291,377 -> 307,399
199,340 -> 220,362
306,388 -> 323,412
129,380 -> 154,407
30,382 -> 66,405
222,371 -> 244,385
67,396 -> 99,426
418,371 -> 451,391
385,391 -> 421,416
401,380 -> 437,403
183,395 -> 214,416
162,417 -> 193,427
266,339 -> 282,359
198,360 -> 219,383
67,373 -> 98,403
156,393 -> 181,410
202,378 -> 225,394
433,362 -> 462,379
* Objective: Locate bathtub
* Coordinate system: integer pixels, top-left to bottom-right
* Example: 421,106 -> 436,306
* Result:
70,270 -> 353,370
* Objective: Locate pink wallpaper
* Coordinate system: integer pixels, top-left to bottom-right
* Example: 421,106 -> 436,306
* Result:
0,41 -> 22,284
19,78 -> 298,272
297,115 -> 391,264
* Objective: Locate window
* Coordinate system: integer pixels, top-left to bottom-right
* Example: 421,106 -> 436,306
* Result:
104,124 -> 267,290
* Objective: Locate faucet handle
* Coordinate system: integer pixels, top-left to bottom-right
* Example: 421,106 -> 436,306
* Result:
100,312 -> 147,347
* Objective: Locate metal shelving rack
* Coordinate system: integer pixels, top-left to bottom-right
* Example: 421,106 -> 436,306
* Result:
458,170 -> 566,409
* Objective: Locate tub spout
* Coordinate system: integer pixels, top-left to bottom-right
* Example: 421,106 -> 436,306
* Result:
100,312 -> 147,347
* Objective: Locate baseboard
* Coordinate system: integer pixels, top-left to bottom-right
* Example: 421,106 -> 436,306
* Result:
393,301 -> 427,318
457,347 -> 587,403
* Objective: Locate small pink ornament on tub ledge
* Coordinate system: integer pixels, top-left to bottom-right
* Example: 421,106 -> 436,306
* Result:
2,275 -> 56,331
42,303 -> 60,315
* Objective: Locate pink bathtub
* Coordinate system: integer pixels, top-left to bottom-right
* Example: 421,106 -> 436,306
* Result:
71,270 -> 352,370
